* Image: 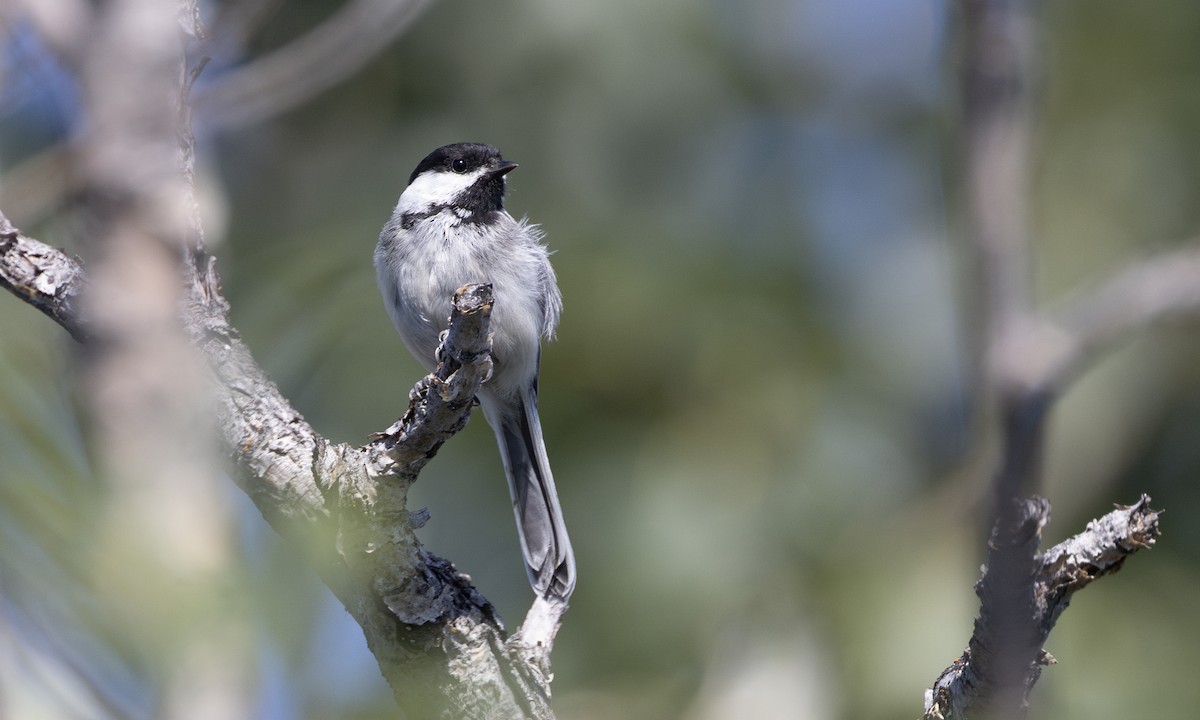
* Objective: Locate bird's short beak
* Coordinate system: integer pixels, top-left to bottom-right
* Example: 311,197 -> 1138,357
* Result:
491,160 -> 518,177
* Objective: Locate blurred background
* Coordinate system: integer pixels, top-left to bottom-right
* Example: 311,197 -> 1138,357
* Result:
3,0 -> 1200,718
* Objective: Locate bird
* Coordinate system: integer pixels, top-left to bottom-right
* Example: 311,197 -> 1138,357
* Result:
374,142 -> 575,603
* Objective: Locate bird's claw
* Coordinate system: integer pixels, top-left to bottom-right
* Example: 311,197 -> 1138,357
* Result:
434,329 -> 451,365
408,375 -> 435,403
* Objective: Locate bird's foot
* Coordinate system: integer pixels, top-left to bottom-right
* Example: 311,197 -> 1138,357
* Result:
408,374 -> 436,403
434,329 -> 451,365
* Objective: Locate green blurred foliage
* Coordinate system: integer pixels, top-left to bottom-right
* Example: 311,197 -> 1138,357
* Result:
3,1 -> 1200,718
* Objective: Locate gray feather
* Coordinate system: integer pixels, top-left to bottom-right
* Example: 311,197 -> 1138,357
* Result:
483,385 -> 576,602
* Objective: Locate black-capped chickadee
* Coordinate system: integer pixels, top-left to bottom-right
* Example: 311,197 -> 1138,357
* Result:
375,143 -> 576,603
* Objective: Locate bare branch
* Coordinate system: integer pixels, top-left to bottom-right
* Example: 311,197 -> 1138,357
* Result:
195,0 -> 434,129
1034,495 -> 1160,629
961,0 -> 1038,372
1,3 -> 564,711
955,1 -> 1048,713
369,283 -> 496,476
937,2 -> 1182,715
945,497 -> 1051,720
0,218 -> 562,718
925,496 -> 1161,719
1041,245 -> 1200,389
0,211 -> 87,340
65,0 -> 252,714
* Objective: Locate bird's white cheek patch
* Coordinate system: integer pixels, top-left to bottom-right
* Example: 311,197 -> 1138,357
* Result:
396,169 -> 487,215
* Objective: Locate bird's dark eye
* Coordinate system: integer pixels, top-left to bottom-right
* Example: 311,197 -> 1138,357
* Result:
451,158 -> 468,173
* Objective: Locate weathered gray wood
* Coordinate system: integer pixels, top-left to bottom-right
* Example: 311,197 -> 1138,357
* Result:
925,496 -> 1160,719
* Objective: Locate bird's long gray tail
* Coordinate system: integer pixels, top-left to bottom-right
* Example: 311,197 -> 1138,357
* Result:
489,389 -> 576,603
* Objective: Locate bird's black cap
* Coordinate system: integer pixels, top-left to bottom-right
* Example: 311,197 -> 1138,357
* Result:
408,142 -> 515,185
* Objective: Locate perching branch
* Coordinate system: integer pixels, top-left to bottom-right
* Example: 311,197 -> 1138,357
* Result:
0,207 -> 565,719
0,1 -> 566,716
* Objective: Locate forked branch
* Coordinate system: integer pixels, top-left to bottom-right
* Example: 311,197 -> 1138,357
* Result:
0,212 -> 564,719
